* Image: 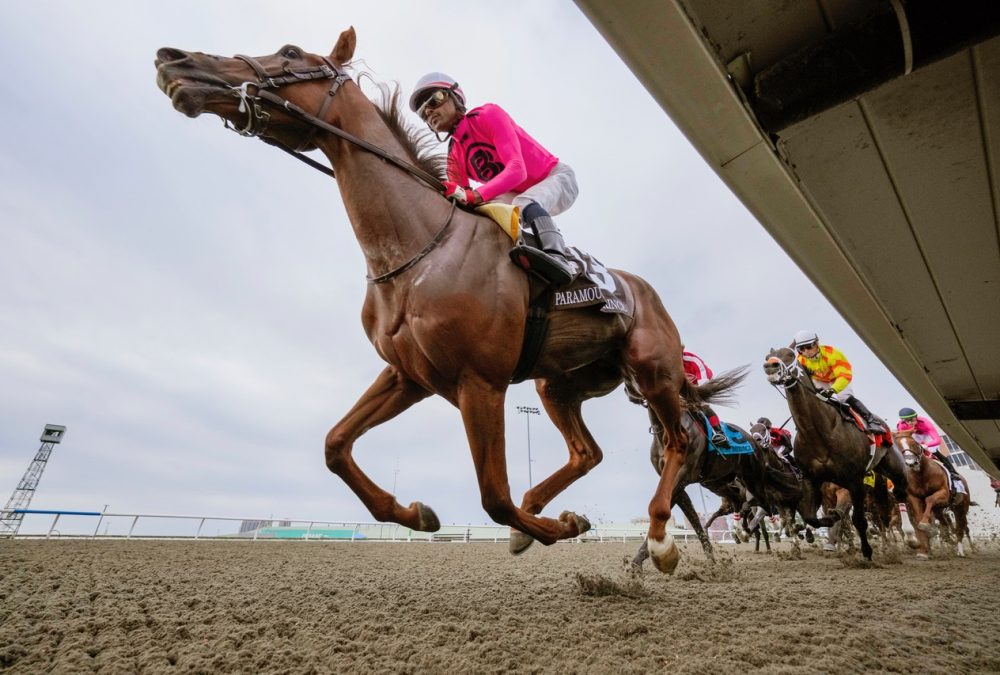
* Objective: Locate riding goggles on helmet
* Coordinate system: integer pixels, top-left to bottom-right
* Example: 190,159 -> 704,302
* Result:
796,341 -> 819,353
416,89 -> 449,119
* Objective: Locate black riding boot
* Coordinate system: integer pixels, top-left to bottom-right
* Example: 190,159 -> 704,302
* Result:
846,396 -> 883,434
935,451 -> 962,480
508,203 -> 578,287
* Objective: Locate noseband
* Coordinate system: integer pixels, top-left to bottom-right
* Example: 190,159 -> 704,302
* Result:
766,356 -> 802,390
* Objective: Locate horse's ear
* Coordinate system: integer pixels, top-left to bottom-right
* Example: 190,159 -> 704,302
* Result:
331,27 -> 357,64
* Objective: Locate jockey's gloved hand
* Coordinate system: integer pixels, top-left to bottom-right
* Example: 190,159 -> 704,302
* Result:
443,181 -> 482,206
819,387 -> 837,399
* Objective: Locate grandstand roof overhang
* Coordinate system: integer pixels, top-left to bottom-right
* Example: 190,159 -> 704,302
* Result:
575,0 -> 1000,474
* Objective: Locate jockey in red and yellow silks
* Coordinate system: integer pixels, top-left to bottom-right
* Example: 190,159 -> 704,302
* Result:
796,344 -> 853,394
792,330 -> 882,434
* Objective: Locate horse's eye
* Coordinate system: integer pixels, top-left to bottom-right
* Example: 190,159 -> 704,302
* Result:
281,46 -> 301,59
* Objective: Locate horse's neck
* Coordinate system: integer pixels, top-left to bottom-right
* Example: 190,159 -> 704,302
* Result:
315,87 -> 449,273
785,380 -> 836,450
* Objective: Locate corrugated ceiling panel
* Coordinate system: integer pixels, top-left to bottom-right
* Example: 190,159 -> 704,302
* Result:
863,51 -> 1000,397
777,105 -> 974,395
963,420 -> 1000,460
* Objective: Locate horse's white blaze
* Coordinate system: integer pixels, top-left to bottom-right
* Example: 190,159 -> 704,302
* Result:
647,533 -> 679,573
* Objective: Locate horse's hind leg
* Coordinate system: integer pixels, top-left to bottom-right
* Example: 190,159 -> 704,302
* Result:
509,372 -> 613,553
458,377 -> 588,546
325,366 -> 436,530
619,273 -> 687,573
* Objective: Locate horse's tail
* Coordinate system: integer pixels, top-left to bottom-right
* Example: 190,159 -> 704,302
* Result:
683,365 -> 749,409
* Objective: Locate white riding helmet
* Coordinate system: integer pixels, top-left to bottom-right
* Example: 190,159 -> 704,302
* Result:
793,330 -> 819,348
409,72 -> 466,112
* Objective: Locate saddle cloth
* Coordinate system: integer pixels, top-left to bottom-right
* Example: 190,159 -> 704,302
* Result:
699,415 -> 755,456
550,248 -> 633,318
931,459 -> 966,496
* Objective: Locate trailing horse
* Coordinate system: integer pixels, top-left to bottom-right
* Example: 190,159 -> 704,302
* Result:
763,347 -> 908,561
895,430 -> 972,558
155,28 -> 698,573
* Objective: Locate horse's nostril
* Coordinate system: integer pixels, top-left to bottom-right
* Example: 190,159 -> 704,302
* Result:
157,47 -> 189,64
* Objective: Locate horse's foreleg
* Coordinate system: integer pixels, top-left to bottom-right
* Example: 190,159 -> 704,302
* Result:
324,366 -> 435,530
906,495 -> 930,556
676,488 -> 714,561
849,487 -> 872,560
920,487 -> 948,531
458,379 -> 587,547
631,538 -> 650,569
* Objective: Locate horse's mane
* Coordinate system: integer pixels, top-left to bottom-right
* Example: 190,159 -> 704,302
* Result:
366,79 -> 447,183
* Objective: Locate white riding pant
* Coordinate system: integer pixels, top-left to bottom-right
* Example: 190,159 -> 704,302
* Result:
494,162 -> 578,217
812,379 -> 853,402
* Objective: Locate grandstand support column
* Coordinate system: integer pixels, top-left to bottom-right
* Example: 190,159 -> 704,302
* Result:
0,424 -> 67,538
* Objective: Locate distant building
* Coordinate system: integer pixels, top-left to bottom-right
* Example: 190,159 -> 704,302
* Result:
942,435 -> 979,471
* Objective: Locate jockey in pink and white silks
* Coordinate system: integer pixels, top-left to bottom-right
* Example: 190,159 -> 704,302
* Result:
409,72 -> 578,286
896,407 -> 961,479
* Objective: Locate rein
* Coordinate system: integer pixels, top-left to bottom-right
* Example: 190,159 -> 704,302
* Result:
366,202 -> 457,284
225,53 -> 453,282
227,54 -> 445,192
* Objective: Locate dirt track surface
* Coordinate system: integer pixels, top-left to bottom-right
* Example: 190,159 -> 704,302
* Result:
1,538 -> 999,673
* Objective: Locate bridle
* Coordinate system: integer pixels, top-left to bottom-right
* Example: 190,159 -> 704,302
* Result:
896,434 -> 923,470
223,52 -> 452,283
764,354 -> 803,397
226,53 -> 445,192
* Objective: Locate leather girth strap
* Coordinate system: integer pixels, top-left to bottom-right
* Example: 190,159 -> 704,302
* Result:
509,297 -> 550,384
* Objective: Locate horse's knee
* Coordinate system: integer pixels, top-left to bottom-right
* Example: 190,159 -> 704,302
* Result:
324,429 -> 350,473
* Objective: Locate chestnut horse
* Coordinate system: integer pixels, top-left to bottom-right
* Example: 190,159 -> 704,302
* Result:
155,28 -> 695,572
763,347 -> 909,561
895,430 -> 971,558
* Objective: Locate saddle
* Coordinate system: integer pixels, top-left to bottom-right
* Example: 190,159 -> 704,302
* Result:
816,396 -> 892,450
505,224 -> 634,384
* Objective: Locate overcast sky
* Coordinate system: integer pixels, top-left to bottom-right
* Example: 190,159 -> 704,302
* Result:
1,1 -> 923,532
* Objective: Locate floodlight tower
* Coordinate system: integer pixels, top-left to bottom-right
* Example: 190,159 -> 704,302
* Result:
0,424 -> 67,537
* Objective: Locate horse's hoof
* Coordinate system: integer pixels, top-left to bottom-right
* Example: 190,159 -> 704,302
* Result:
822,543 -> 836,553
560,511 -> 592,536
915,552 -> 929,560
509,530 -> 535,556
411,502 -> 440,532
648,534 -> 680,575
805,531 -> 815,543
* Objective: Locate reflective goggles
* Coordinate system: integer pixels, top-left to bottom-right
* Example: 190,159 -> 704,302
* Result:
796,342 -> 819,353
417,89 -> 449,119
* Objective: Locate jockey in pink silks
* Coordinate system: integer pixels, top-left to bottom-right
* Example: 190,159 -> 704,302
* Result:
409,72 -> 578,286
896,407 -> 961,479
